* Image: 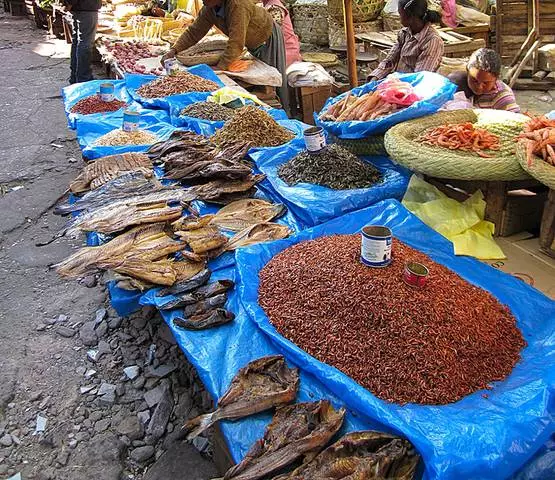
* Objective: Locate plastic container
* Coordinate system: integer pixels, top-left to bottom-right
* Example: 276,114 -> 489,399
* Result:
304,126 -> 326,153
99,82 -> 115,102
122,110 -> 140,132
360,225 -> 392,267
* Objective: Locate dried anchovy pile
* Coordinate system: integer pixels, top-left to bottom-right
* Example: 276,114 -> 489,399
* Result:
212,106 -> 294,148
259,236 -> 525,405
278,144 -> 382,190
94,129 -> 159,146
136,71 -> 219,98
70,95 -> 127,115
180,102 -> 238,122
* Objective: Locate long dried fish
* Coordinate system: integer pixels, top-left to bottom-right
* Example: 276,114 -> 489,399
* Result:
166,160 -> 252,182
221,401 -> 345,480
274,431 -> 420,480
172,214 -> 215,231
182,355 -> 299,440
148,131 -> 212,161
180,174 -> 266,203
175,226 -> 228,254
158,279 -> 234,310
174,308 -> 235,330
225,223 -> 291,250
210,199 -> 286,232
181,292 -> 227,317
156,268 -> 211,297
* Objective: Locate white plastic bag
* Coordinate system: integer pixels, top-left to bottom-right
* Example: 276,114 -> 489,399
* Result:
221,57 -> 283,87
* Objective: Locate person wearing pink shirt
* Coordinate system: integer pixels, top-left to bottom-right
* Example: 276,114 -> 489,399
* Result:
261,0 -> 302,67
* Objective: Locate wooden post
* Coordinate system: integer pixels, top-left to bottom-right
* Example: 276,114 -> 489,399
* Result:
343,0 -> 358,88
540,189 -> 555,258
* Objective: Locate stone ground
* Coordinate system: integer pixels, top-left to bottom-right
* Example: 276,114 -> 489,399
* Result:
0,12 -> 219,480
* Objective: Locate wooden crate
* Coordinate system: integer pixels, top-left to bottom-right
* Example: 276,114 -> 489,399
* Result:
293,85 -> 332,125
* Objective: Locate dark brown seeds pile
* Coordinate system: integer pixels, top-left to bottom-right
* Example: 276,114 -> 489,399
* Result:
180,101 -> 238,121
258,235 -> 525,405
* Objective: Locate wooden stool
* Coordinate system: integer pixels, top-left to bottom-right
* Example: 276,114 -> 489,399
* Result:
540,189 -> 555,258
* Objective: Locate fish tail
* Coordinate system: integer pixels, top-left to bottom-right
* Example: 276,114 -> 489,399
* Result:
182,411 -> 219,441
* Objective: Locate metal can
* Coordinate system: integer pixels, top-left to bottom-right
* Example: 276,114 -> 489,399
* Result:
303,126 -> 326,153
360,225 -> 392,267
99,82 -> 115,102
403,262 -> 429,288
164,58 -> 179,75
122,110 -> 140,132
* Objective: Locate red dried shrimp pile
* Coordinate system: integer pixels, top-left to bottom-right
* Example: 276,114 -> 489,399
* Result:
258,235 -> 525,405
70,95 -> 127,115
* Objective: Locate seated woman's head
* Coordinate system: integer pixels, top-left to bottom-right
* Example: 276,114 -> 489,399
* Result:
467,48 -> 502,96
398,0 -> 441,28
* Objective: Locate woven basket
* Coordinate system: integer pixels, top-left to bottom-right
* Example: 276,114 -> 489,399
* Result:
292,2 -> 329,46
332,134 -> 386,156
328,0 -> 385,23
516,143 -> 555,190
382,13 -> 402,31
328,17 -> 383,49
384,109 -> 532,181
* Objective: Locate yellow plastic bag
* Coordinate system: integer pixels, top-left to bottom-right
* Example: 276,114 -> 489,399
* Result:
402,175 -> 505,260
208,87 -> 268,108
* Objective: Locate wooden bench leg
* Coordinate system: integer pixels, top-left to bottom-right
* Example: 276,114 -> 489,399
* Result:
540,189 -> 555,258
485,181 -> 507,236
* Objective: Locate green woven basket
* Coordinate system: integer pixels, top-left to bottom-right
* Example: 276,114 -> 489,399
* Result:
331,135 -> 386,156
384,109 -> 532,181
516,143 -> 555,190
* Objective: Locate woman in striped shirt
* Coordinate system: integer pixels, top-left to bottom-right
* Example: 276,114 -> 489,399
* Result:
368,0 -> 444,81
448,48 -> 521,113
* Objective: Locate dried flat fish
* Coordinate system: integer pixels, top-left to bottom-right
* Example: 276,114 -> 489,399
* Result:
70,153 -> 153,193
171,258 -> 207,282
56,172 -> 165,215
182,355 -> 299,440
174,308 -> 235,330
210,199 -> 286,232
102,257 -> 178,286
172,214 -> 215,231
181,292 -> 227,317
221,401 -> 345,480
225,223 -> 291,250
274,431 -> 420,480
166,159 -> 252,182
181,174 -> 266,203
148,131 -> 212,161
156,268 -> 211,297
55,224 -> 185,278
158,279 -> 234,310
175,226 -> 228,254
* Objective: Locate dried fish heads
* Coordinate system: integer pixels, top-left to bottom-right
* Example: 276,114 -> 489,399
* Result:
174,308 -> 235,330
182,355 -> 299,440
274,431 -> 420,480
221,401 -> 345,480
210,199 -> 286,232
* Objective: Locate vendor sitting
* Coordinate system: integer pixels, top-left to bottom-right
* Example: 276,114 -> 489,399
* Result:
448,48 -> 521,113
368,0 -> 444,82
161,0 -> 289,111
261,0 -> 301,67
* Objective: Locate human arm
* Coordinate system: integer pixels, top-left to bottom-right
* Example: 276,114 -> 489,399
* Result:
414,34 -> 444,73
172,7 -> 214,54
368,32 -> 404,80
216,0 -> 250,70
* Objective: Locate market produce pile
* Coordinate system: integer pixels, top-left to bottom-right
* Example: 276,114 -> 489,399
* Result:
180,101 -> 238,121
136,70 -> 219,98
70,95 -> 127,115
320,78 -> 421,122
278,144 -> 382,190
517,115 -> 555,166
418,122 -> 501,158
212,105 -> 295,148
259,235 -> 525,405
93,128 -> 160,146
101,39 -> 165,75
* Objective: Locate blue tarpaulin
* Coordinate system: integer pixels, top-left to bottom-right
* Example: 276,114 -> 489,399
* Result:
316,72 -> 456,139
61,79 -> 135,130
76,109 -> 174,159
125,65 -> 225,110
250,138 -> 411,226
235,199 -> 555,480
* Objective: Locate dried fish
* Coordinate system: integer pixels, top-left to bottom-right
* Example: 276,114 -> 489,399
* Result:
180,174 -> 265,203
182,355 -> 299,440
70,153 -> 153,193
181,292 -> 227,317
210,199 -> 286,232
156,268 -> 211,297
221,401 -> 345,480
225,223 -> 291,250
94,129 -> 159,146
148,131 -> 213,161
158,279 -> 234,310
172,214 -> 215,231
136,71 -> 218,98
274,431 -> 420,480
180,101 -> 237,121
165,159 -> 252,182
174,308 -> 235,330
175,226 -> 228,254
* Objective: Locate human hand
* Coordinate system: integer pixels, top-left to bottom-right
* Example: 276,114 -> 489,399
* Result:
160,48 -> 177,66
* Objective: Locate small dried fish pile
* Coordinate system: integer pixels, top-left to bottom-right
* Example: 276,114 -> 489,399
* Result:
180,101 -> 238,121
418,122 -> 501,158
69,153 -> 153,193
278,144 -> 382,190
182,355 -> 299,440
274,431 -> 419,480
70,95 -> 127,115
136,71 -> 218,98
93,129 -> 159,146
321,79 -> 420,122
212,106 -> 295,148
221,401 -> 345,480
517,115 -> 555,166
259,236 -> 525,405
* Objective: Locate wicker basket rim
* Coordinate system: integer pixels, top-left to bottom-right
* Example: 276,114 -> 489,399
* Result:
516,143 -> 555,190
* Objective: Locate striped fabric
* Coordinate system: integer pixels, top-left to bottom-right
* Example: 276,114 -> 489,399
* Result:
473,80 -> 521,113
370,23 -> 444,80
